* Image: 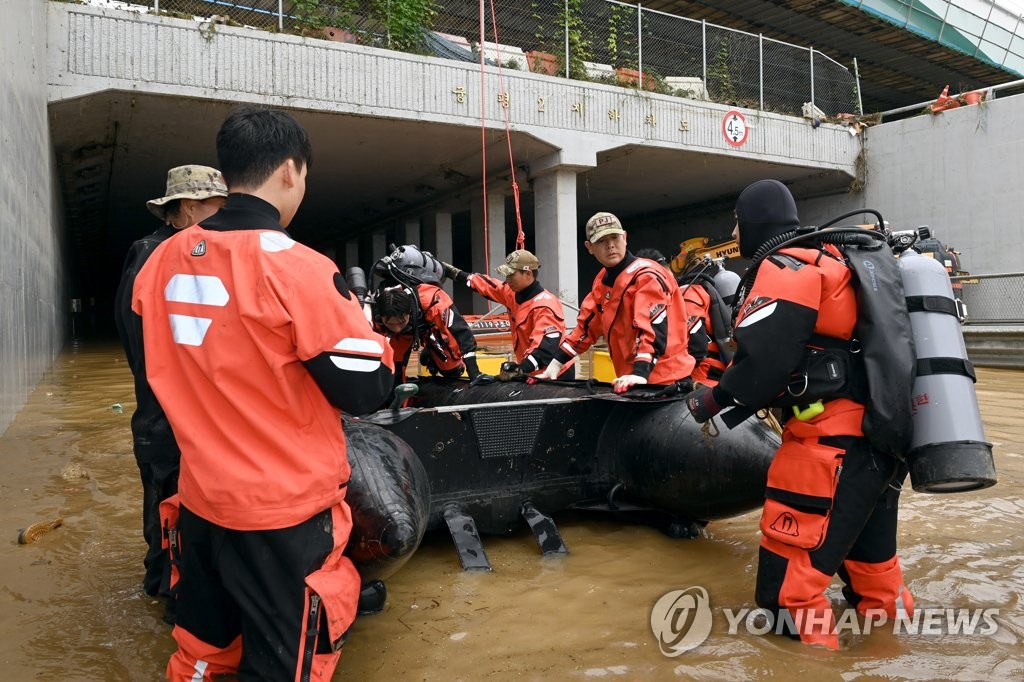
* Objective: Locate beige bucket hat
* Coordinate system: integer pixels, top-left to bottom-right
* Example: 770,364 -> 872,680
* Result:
496,249 -> 540,277
146,165 -> 228,220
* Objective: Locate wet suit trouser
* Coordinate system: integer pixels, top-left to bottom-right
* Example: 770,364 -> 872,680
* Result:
139,454 -> 179,600
167,503 -> 360,681
754,429 -> 914,649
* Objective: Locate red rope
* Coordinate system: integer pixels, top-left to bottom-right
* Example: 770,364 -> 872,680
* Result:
479,0 -> 489,274
487,0 -> 526,251
478,0 -> 526,262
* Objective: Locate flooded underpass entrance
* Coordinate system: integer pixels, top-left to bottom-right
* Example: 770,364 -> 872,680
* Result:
1,342 -> 1022,680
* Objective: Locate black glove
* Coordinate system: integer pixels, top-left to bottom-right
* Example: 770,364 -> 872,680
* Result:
685,385 -> 724,423
442,261 -> 464,283
463,356 -> 481,381
470,373 -> 497,387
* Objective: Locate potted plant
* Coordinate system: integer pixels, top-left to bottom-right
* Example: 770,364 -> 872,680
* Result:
526,49 -> 560,75
606,4 -> 655,90
322,0 -> 361,43
526,0 -> 592,78
526,0 -> 560,74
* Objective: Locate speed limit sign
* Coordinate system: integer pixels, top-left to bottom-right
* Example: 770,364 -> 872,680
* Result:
722,110 -> 748,147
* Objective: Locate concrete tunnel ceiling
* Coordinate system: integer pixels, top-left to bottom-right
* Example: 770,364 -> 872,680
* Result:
48,90 -> 852,305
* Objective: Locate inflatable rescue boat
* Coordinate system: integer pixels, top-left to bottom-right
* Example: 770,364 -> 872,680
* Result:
342,378 -> 779,575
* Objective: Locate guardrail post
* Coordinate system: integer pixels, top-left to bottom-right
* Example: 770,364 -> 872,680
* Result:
759,34 -> 764,111
637,3 -> 643,85
853,57 -> 863,114
809,46 -> 815,111
564,0 -> 570,78
701,20 -> 707,94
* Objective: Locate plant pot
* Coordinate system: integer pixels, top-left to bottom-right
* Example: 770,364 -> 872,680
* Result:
526,51 -> 560,76
962,91 -> 984,105
322,27 -> 359,44
615,67 -> 656,91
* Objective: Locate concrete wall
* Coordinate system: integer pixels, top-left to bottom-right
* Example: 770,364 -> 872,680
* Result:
0,0 -> 65,436
802,98 -> 1024,275
630,95 -> 1024,278
859,99 -> 1023,275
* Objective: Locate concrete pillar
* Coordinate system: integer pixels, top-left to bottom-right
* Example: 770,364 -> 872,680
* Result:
371,231 -> 387,271
403,218 -> 421,247
470,193 -> 506,313
533,168 -> 579,327
424,212 -> 454,296
345,239 -> 359,272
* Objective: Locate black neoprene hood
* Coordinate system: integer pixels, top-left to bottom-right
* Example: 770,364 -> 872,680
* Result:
735,179 -> 800,258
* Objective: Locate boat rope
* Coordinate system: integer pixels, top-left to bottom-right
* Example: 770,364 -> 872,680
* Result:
479,0 -> 527,259
477,0 -> 489,273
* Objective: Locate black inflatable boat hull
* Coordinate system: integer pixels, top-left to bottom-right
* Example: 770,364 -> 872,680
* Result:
360,380 -> 778,535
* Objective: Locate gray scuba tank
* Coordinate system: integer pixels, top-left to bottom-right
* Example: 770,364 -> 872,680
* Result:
712,266 -> 741,306
898,248 -> 995,493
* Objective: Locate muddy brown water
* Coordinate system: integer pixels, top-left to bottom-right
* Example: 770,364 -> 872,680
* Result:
1,342 -> 1022,681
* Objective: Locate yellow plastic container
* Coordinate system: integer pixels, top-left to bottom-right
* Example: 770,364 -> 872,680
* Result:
417,353 -> 510,378
591,349 -> 616,383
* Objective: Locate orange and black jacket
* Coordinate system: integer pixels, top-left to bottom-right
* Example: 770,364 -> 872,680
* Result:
554,254 -> 695,384
714,244 -> 863,424
679,281 -> 718,384
133,194 -> 394,530
461,274 -> 567,375
114,224 -> 181,463
378,283 -> 478,384
678,271 -> 733,386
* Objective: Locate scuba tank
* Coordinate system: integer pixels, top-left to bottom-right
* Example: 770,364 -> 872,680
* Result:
897,246 -> 995,493
711,265 -> 741,306
679,260 -> 736,366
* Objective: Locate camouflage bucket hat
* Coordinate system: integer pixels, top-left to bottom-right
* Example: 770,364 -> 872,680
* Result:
146,165 -> 228,220
496,249 -> 540,277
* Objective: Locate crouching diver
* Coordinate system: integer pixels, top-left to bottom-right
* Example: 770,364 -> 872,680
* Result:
684,179 -> 914,649
373,279 -> 486,395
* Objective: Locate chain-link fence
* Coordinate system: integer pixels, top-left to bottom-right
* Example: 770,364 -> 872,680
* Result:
959,273 -> 1024,325
130,0 -> 857,117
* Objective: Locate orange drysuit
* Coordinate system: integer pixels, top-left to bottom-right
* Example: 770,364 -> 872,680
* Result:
377,283 -> 477,384
554,254 -> 695,384
133,194 -> 394,680
718,244 -> 913,649
464,274 -> 571,376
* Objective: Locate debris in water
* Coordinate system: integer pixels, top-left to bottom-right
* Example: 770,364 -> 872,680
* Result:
111,403 -> 123,413
17,517 -> 64,545
61,462 -> 89,481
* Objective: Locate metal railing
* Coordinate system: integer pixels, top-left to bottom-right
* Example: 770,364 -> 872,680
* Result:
958,272 -> 1024,325
125,0 -> 859,117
